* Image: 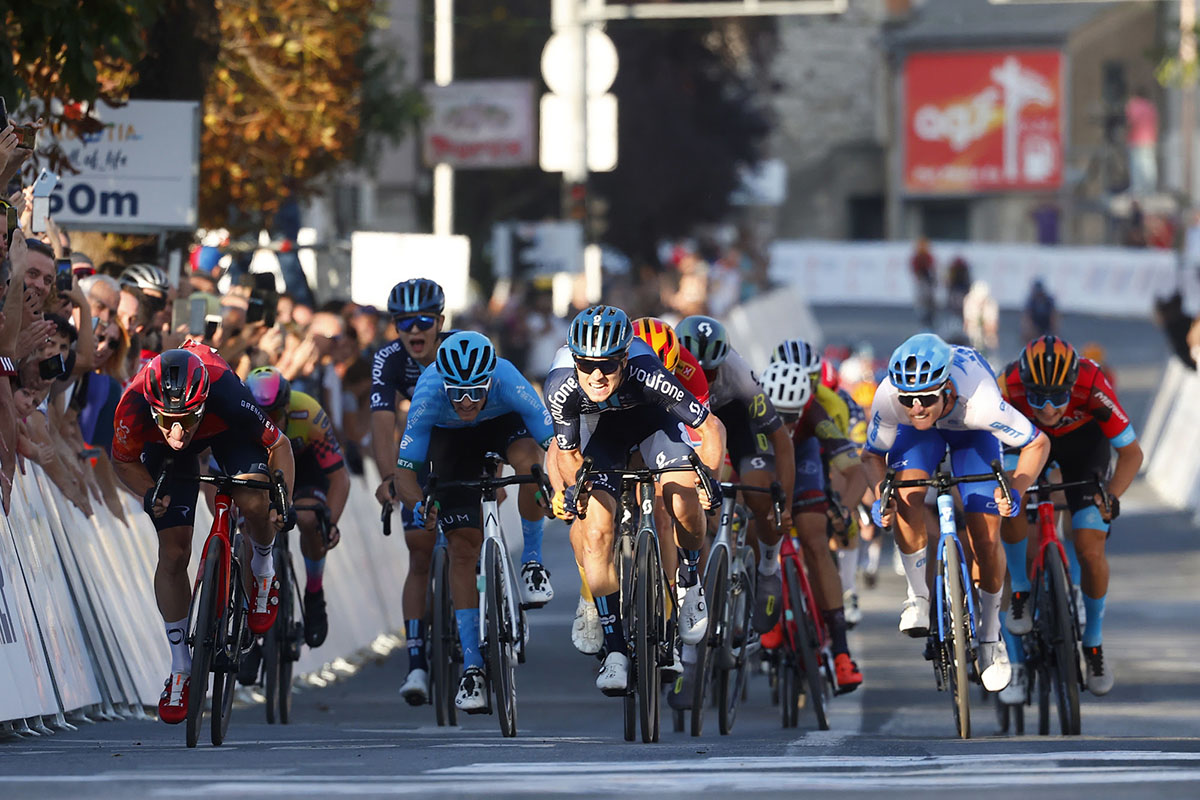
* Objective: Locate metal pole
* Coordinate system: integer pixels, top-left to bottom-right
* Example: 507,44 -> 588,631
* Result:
433,0 -> 454,235
1182,0 -> 1196,203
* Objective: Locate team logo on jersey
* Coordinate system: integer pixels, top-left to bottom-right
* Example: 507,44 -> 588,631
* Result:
990,421 -> 1022,438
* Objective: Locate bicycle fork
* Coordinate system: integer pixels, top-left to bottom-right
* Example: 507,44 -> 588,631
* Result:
932,495 -> 977,664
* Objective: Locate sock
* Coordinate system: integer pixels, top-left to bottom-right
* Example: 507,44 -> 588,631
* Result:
455,608 -> 483,670
405,618 -> 427,672
900,548 -> 929,601
1002,539 -> 1031,593
166,617 -> 191,673
594,592 -> 627,656
1082,593 -> 1106,648
823,608 -> 849,655
577,561 -> 594,603
866,538 -> 882,573
303,556 -> 325,594
677,548 -> 701,588
978,588 -> 1002,642
1064,537 -> 1082,586
838,546 -> 858,595
520,517 -> 544,565
999,611 -> 1026,664
758,538 -> 782,576
251,541 -> 275,579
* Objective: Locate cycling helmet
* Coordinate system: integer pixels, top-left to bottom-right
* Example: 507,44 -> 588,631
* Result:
436,331 -> 497,386
146,349 -> 209,414
1018,335 -> 1079,392
631,316 -> 680,372
676,315 -> 730,370
568,305 -> 633,358
820,360 -> 839,390
120,263 -> 170,295
760,361 -> 813,414
246,366 -> 292,414
387,278 -> 445,316
888,333 -> 952,392
771,338 -> 822,377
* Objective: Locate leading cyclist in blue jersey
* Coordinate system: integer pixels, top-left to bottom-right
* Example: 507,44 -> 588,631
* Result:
391,332 -> 555,712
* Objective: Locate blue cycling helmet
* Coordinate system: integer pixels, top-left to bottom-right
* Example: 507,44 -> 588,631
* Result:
676,315 -> 730,370
435,331 -> 497,386
387,278 -> 445,316
568,305 -> 633,358
888,333 -> 952,392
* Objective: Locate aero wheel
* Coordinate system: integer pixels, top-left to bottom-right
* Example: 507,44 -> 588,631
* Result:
634,530 -> 661,743
718,562 -> 754,736
779,652 -> 799,728
211,570 -> 246,746
186,543 -> 220,748
691,547 -> 728,737
1046,550 -> 1081,736
430,545 -> 457,727
784,560 -> 828,731
943,545 -> 971,740
263,623 -> 280,724
485,539 -> 517,737
278,553 -> 299,725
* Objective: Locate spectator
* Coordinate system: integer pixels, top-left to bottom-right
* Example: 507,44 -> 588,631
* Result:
1021,278 -> 1059,340
1153,292 -> 1197,370
1126,87 -> 1158,197
1031,197 -> 1060,245
945,255 -> 971,323
962,280 -> 1000,362
911,237 -> 936,327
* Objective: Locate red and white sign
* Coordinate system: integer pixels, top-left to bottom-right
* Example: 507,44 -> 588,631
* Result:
423,80 -> 535,169
904,50 -> 1063,194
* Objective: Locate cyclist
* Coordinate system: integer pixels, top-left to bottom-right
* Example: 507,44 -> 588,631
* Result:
546,306 -> 725,695
245,366 -> 349,648
111,343 -> 295,724
998,336 -> 1141,696
760,360 -> 864,692
676,315 -> 794,638
392,331 -> 554,712
862,333 -> 1049,692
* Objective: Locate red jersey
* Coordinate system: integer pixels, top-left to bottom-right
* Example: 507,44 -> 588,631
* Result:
112,340 -> 281,463
675,347 -> 710,407
1000,358 -> 1133,442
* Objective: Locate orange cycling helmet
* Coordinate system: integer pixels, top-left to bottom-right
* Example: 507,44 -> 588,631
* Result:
1018,335 -> 1079,392
631,316 -> 680,372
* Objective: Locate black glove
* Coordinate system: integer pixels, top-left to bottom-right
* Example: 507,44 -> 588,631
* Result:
143,486 -> 161,515
702,473 -> 724,511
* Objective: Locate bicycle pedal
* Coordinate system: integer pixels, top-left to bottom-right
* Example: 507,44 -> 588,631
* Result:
600,686 -> 630,698
519,600 -> 547,611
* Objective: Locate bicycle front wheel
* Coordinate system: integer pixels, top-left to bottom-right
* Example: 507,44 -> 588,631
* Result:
634,529 -> 661,743
211,542 -> 246,744
430,544 -> 458,727
942,544 -> 971,740
485,538 -> 517,737
186,541 -> 220,748
691,546 -> 728,737
784,558 -> 828,731
1046,548 -> 1082,735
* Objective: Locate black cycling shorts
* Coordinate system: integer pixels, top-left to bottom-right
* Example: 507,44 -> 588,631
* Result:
426,412 -> 532,532
715,400 -> 775,476
578,404 -> 695,499
143,432 -> 270,533
1048,422 -> 1112,515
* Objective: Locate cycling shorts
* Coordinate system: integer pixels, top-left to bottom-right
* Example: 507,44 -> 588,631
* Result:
791,435 -> 828,514
714,400 -> 775,476
426,412 -> 533,532
578,404 -> 695,499
143,432 -> 270,533
886,425 -> 1002,515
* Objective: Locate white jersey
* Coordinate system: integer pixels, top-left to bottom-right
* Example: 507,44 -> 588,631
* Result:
865,345 -> 1036,454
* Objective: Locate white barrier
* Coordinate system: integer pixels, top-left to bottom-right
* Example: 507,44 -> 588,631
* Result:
1143,358 -> 1200,521
725,284 -> 823,373
770,240 -> 1184,318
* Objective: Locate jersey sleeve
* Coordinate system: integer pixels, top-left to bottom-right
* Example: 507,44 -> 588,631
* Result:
370,343 -> 403,412
864,380 -> 902,456
208,369 -> 282,449
544,365 -> 583,451
811,403 -> 860,470
630,352 -> 709,429
395,371 -> 441,470
964,376 -> 1038,449
495,360 -> 554,448
675,349 -> 710,407
111,387 -> 155,463
1085,364 -> 1135,445
727,352 -> 782,435
305,401 -> 345,473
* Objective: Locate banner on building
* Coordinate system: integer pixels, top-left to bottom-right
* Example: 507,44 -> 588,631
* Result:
423,80 -> 536,168
904,50 -> 1063,194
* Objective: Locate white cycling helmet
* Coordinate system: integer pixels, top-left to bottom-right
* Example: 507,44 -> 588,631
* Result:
771,337 -> 822,379
760,360 -> 813,414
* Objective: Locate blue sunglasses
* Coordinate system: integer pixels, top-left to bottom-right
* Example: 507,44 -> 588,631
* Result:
394,314 -> 438,333
1028,389 -> 1070,410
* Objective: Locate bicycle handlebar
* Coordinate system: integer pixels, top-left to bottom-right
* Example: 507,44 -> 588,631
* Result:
423,461 -> 554,521
572,451 -> 715,521
720,481 -> 785,527
1026,475 -> 1112,518
150,461 -> 286,512
879,459 -> 1012,514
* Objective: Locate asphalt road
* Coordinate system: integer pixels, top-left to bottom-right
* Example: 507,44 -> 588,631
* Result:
1,306 -> 1197,798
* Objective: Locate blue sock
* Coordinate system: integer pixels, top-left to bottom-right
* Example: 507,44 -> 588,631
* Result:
455,608 -> 483,669
595,592 -> 627,656
1082,593 -> 1106,648
1000,611 -> 1026,664
520,517 -> 544,565
677,548 -> 702,588
1064,538 -> 1082,586
405,618 -> 427,671
1002,539 -> 1031,593
303,556 -> 325,594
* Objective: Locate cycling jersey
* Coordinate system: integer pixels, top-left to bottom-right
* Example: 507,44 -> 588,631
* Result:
280,390 -> 344,486
704,349 -> 781,437
397,357 -> 553,471
112,340 -> 280,464
999,358 -> 1134,447
794,396 -> 860,473
675,347 -> 710,407
838,388 -> 868,446
544,338 -> 708,452
814,384 -> 850,439
865,345 -> 1037,456
369,332 -> 451,413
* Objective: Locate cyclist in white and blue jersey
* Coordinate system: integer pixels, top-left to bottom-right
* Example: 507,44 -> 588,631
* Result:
860,333 -> 1050,692
392,331 -> 555,712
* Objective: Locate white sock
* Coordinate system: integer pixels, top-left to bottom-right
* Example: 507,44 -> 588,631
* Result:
838,546 -> 859,595
979,588 -> 1002,642
758,539 -> 782,576
251,541 -> 275,579
900,548 -> 929,601
166,617 -> 191,673
867,539 -> 882,573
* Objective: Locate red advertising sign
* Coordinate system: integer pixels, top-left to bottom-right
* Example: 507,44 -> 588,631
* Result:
904,50 -> 1062,194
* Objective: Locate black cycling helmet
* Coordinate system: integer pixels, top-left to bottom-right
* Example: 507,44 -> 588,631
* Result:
387,278 -> 445,316
146,349 -> 209,414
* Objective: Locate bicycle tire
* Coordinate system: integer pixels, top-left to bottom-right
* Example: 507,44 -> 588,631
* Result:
691,547 -> 728,737
784,559 -> 828,731
485,539 -> 517,737
718,562 -> 754,736
212,548 -> 246,745
186,542 -> 220,748
634,528 -> 661,743
430,544 -> 457,727
1046,549 -> 1081,735
943,544 -> 971,740
278,553 -> 300,724
623,694 -> 636,742
1037,662 -> 1051,735
779,652 -> 799,728
263,624 -> 280,724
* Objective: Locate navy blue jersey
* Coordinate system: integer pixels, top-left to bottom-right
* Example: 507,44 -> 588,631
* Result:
369,332 -> 452,412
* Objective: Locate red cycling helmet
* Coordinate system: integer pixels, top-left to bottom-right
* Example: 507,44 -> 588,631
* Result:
146,349 -> 209,414
820,360 -> 839,391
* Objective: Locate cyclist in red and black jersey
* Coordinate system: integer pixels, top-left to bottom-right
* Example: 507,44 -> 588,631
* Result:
998,335 -> 1142,697
111,341 -> 296,724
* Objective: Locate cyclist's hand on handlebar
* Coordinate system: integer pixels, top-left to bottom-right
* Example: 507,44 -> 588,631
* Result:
327,523 -> 341,550
695,474 -> 723,512
870,497 -> 896,528
777,506 -> 793,533
270,503 -> 296,533
556,484 -> 586,521
994,486 -> 1022,518
144,488 -> 171,518
1094,492 -> 1120,522
413,499 -> 439,532
374,476 -> 396,505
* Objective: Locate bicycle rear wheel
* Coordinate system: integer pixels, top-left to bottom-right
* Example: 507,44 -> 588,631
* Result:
690,547 -> 728,737
942,544 -> 972,740
485,539 -> 518,737
784,559 -> 828,731
278,551 -> 300,724
430,544 -> 458,727
717,559 -> 754,735
1046,549 -> 1081,736
778,651 -> 799,729
186,542 -> 220,748
634,529 -> 662,743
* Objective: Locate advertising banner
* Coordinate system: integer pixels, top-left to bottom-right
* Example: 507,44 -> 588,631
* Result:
423,80 -> 535,168
904,50 -> 1063,194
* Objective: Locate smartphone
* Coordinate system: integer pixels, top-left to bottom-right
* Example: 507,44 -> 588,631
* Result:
0,96 -> 7,129
204,313 -> 221,340
5,204 -> 16,248
32,196 -> 50,234
189,297 -> 208,336
246,297 -> 265,325
38,354 -> 66,381
13,124 -> 35,150
55,258 -> 72,292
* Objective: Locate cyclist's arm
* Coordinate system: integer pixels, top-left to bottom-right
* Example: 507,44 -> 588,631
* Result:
370,409 -> 398,494
1109,439 -> 1142,499
861,450 -> 888,498
695,411 -> 726,476
326,463 -> 351,525
769,424 -> 795,510
266,430 -> 295,499
112,456 -> 155,498
552,444 -> 584,494
835,458 -> 869,512
1010,430 -> 1049,496
394,466 -> 424,509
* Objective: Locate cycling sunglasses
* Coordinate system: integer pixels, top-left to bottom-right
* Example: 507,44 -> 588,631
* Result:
779,410 -> 801,426
152,405 -> 205,430
445,382 -> 489,403
1027,389 -> 1070,410
574,355 -> 624,375
394,314 -> 438,333
897,390 -> 943,409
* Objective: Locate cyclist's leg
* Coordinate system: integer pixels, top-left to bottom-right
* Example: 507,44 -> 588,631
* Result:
504,428 -> 554,603
1000,449 -> 1035,635
293,485 -> 332,647
215,435 -> 280,630
887,426 -> 946,617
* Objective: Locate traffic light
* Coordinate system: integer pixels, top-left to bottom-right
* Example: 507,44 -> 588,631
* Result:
564,182 -> 587,221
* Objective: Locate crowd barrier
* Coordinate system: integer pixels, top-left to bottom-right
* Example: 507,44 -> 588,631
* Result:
1141,358 -> 1200,523
770,240 -> 1186,318
1,458 -> 410,734
725,284 -> 823,373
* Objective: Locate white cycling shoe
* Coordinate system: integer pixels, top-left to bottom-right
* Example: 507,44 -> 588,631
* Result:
572,596 -> 602,655
520,561 -> 554,607
399,668 -> 429,706
998,662 -> 1027,704
899,596 -> 930,638
454,666 -> 488,713
844,590 -> 863,628
596,651 -> 630,696
977,640 -> 1013,692
1006,591 -> 1032,636
676,581 -> 708,646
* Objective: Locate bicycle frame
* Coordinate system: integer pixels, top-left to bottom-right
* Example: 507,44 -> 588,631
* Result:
477,493 -> 523,656
778,533 -> 831,653
192,490 -> 238,628
933,493 -> 977,646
